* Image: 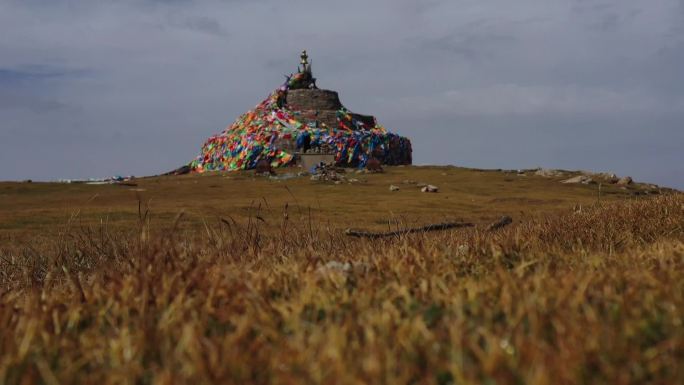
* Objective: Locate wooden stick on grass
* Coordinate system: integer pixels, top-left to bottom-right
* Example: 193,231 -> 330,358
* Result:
345,221 -> 474,239
345,216 -> 513,239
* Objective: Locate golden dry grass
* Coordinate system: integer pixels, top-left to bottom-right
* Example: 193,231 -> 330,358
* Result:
0,166 -> 659,240
0,167 -> 682,384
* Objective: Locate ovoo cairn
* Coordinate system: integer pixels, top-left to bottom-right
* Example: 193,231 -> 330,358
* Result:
190,51 -> 412,172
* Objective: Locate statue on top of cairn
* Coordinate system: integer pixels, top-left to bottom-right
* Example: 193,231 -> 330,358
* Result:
286,50 -> 317,90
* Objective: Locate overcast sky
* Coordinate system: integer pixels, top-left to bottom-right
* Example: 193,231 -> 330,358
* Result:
1,0 -> 683,188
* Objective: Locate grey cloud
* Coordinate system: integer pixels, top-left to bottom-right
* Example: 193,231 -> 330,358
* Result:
0,0 -> 682,189
176,16 -> 227,36
0,92 -> 65,112
0,65 -> 87,84
424,32 -> 516,63
0,65 -> 89,111
389,84 -> 684,118
571,1 -> 643,32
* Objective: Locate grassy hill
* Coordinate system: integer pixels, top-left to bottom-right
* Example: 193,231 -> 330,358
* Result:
0,166 -> 682,384
0,166 -> 664,239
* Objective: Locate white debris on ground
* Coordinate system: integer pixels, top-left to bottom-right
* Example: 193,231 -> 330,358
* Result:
529,168 -> 644,187
535,169 -> 565,177
561,175 -> 595,184
56,176 -> 136,185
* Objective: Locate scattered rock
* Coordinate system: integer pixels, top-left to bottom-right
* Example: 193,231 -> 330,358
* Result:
365,158 -> 383,173
576,171 -> 619,183
389,185 -> 400,192
595,173 -> 618,183
535,168 -> 565,177
421,185 -> 439,193
561,175 -> 595,184
416,183 -> 428,188
348,178 -> 359,183
617,176 -> 633,185
310,162 -> 346,182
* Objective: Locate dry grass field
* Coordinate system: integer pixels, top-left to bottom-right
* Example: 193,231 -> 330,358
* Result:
0,166 -> 658,239
0,166 -> 682,384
